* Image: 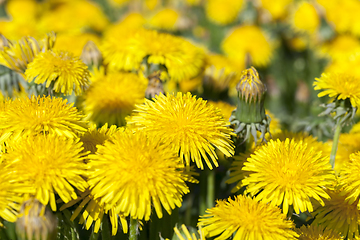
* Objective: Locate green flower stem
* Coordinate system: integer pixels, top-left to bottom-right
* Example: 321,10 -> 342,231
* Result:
129,218 -> 138,240
199,171 -> 207,216
206,169 -> 215,209
330,120 -> 342,169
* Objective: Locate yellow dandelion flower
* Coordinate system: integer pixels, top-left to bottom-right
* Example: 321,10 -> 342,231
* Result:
207,101 -> 236,121
260,0 -> 292,20
4,135 -> 88,211
291,2 -> 320,34
101,28 -> 148,71
296,225 -> 343,240
205,0 -> 244,25
242,138 -> 335,215
330,133 -> 360,172
80,124 -> 119,155
145,31 -> 205,82
222,25 -> 273,67
0,95 -> 88,142
87,130 -> 192,221
39,0 -> 109,33
312,188 -> 360,239
103,13 -> 146,38
144,0 -> 159,10
338,152 -> 360,207
54,32 -> 101,57
83,72 -> 147,126
203,54 -> 243,92
6,0 -> 38,23
127,92 -> 235,170
317,0 -> 360,36
0,167 -> 33,223
25,50 -> 90,96
320,35 -> 360,62
0,33 -> 55,73
227,132 -> 332,193
314,72 -> 360,107
148,8 -> 180,31
198,195 -> 298,240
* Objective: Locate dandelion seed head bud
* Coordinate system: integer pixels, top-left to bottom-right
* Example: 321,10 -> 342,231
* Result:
16,198 -> 57,240
81,40 -> 102,68
236,66 -> 266,103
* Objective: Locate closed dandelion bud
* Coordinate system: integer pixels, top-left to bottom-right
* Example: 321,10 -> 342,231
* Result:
81,40 -> 102,68
145,71 -> 164,98
230,66 -> 270,143
16,198 -> 57,240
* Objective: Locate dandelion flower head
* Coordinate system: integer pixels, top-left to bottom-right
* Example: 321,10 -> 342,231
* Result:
198,195 -> 298,240
320,35 -> 360,62
0,96 -> 88,142
87,130 -> 192,221
127,92 -> 235,170
25,50 -> 90,96
291,2 -> 320,34
205,0 -> 244,25
296,225 -> 343,240
83,71 -> 147,126
314,72 -> 360,107
148,8 -> 180,31
222,25 -> 273,67
207,101 -> 235,121
312,188 -> 360,239
259,0 -> 292,20
242,138 -> 335,215
144,30 -> 205,82
3,135 -> 88,211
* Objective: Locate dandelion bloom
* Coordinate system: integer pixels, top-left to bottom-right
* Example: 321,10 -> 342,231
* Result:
228,132 -> 332,193
102,29 -> 205,81
205,0 -> 244,25
291,2 -> 320,34
312,189 -> 360,239
144,30 -> 205,82
198,195 -> 298,240
242,138 -> 335,215
25,50 -> 90,96
87,130 -> 193,221
314,72 -> 360,107
127,92 -> 235,169
3,135 -> 88,211
338,152 -> 360,207
0,96 -> 87,142
296,225 -> 342,240
260,0 -> 292,20
171,224 -> 205,240
222,25 -> 273,67
320,35 -> 360,62
83,72 -> 147,126
149,8 -> 179,31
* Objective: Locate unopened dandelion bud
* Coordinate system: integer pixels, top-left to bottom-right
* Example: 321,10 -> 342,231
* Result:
81,41 -> 102,68
230,66 -> 270,143
145,71 -> 164,98
16,198 -> 57,240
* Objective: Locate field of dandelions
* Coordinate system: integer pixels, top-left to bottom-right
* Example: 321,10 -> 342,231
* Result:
0,0 -> 360,239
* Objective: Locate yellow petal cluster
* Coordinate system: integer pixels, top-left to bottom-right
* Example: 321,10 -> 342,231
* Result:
198,195 -> 298,240
242,138 -> 335,215
127,92 -> 235,169
25,50 -> 90,96
87,130 -> 192,221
